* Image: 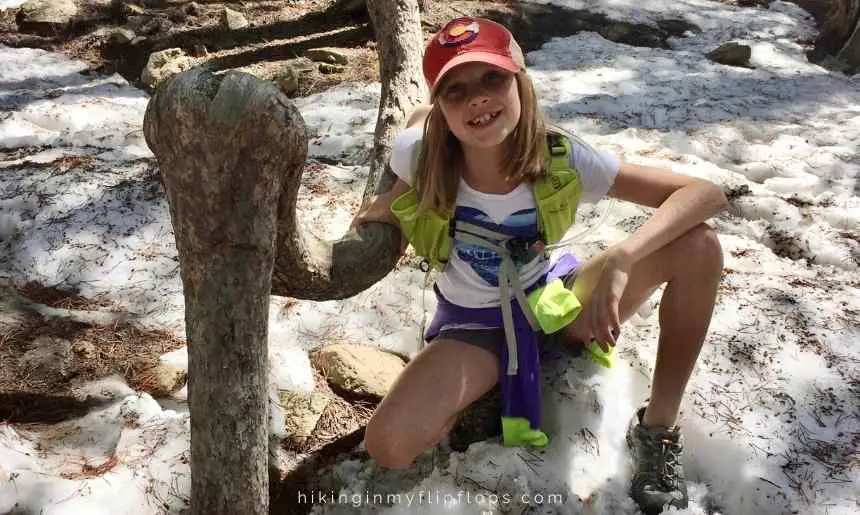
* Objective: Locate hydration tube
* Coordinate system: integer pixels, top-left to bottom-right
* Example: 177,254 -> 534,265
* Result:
542,124 -> 617,252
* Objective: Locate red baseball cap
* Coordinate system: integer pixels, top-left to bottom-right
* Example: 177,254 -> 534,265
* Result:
423,17 -> 525,95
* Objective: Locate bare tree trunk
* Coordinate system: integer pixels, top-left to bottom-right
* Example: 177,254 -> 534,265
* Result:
269,0 -> 425,300
836,0 -> 860,68
362,0 -> 427,201
142,1 -> 425,510
143,70 -> 307,514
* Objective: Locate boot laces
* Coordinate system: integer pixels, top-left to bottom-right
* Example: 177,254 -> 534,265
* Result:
655,435 -> 681,488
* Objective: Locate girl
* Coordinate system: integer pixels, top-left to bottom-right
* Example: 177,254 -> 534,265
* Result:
354,17 -> 727,514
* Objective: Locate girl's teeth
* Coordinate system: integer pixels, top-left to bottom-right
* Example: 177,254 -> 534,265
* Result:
471,112 -> 496,126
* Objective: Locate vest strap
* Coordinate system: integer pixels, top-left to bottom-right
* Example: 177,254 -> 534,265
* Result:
453,223 -> 540,376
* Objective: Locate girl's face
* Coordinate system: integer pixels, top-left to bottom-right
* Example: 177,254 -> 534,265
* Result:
436,62 -> 521,149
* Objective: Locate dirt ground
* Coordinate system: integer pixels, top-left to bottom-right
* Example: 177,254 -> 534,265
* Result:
0,0 -> 536,96
0,0 -> 727,96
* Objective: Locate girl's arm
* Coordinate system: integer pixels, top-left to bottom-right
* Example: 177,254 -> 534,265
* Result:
352,178 -> 411,227
606,162 -> 728,267
352,105 -> 431,228
574,161 -> 727,349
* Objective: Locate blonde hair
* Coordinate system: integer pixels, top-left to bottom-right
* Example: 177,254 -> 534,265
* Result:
414,71 -> 547,215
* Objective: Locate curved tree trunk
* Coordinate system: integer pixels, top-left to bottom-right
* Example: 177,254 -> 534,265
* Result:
836,1 -> 860,68
142,1 -> 425,512
796,0 -> 860,69
144,70 -> 307,514
270,0 -> 425,300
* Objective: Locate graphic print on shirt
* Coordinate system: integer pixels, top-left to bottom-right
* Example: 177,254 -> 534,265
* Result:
453,205 -> 539,287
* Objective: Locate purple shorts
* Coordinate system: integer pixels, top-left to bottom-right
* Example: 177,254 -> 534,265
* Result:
426,253 -> 582,357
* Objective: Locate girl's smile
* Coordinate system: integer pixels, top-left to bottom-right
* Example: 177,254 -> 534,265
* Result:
436,62 -> 521,149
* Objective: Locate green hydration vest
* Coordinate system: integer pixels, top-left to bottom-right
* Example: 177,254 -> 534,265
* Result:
390,131 -> 615,446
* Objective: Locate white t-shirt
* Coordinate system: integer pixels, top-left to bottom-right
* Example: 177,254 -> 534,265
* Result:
390,127 -> 619,308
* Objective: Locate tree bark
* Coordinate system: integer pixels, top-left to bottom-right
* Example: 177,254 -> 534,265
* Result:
142,1 -> 426,509
268,0 -> 425,300
143,69 -> 307,514
362,0 -> 427,202
836,0 -> 860,68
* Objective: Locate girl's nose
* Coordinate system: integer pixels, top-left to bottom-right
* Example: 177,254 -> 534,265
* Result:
469,95 -> 489,107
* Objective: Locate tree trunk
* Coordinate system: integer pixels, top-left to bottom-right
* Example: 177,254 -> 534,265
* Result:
836,1 -> 860,68
269,0 -> 424,300
362,0 -> 427,202
142,1 -> 425,510
144,70 -> 308,514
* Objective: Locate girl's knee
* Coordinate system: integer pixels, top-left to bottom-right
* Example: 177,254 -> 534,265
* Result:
364,411 -> 417,469
682,224 -> 723,270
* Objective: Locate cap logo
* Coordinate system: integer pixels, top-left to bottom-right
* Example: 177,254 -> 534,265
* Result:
438,19 -> 480,47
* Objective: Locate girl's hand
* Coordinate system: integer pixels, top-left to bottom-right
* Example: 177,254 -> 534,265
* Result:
566,250 -> 632,352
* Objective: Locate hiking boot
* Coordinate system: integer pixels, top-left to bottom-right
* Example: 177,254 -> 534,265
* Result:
626,406 -> 689,514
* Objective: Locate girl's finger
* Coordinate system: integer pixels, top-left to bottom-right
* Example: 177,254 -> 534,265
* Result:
596,308 -> 616,347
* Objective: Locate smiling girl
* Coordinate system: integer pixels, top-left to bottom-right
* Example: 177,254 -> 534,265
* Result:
354,17 -> 727,514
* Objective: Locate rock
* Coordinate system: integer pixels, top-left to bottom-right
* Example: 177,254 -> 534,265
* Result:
0,286 -> 32,335
656,18 -> 699,37
601,21 -> 663,48
318,63 -> 346,75
141,48 -> 194,88
134,361 -> 186,397
120,2 -> 145,18
167,5 -> 189,22
124,14 -> 150,32
190,43 -> 208,57
279,390 -> 332,438
186,1 -> 201,16
221,7 -> 248,30
311,344 -> 405,399
275,65 -> 300,95
305,48 -> 349,65
139,16 -> 172,36
707,42 -> 752,67
19,336 -> 75,381
109,27 -> 136,44
71,339 -> 98,361
16,0 -> 78,35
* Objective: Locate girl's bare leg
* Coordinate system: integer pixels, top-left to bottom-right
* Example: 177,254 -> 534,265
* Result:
365,339 -> 500,469
566,223 -> 723,427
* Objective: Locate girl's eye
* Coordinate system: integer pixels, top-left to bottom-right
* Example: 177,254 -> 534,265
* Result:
443,84 -> 465,101
483,71 -> 508,88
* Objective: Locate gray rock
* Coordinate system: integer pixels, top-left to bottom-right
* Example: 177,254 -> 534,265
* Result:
190,43 -> 208,57
276,65 -> 300,96
141,47 -> 195,88
120,1 -> 145,18
109,27 -> 136,44
186,1 -> 200,16
221,7 -> 248,30
707,42 -> 752,67
305,48 -> 349,65
139,16 -> 172,36
124,14 -> 151,32
71,339 -> 98,361
16,0 -> 78,35
318,63 -> 346,75
20,336 -> 75,381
